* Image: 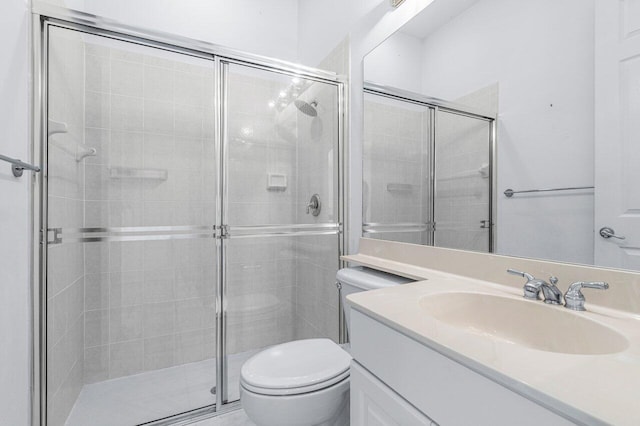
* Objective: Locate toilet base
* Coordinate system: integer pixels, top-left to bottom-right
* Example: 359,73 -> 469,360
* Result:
240,376 -> 350,426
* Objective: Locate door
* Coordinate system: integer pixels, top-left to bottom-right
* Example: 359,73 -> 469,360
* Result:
45,26 -> 217,425
220,62 -> 342,403
594,0 -> 640,269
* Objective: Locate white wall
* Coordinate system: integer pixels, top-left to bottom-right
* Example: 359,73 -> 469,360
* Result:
48,0 -> 301,62
419,0 -> 595,264
297,0 -> 382,67
0,0 -> 32,425
364,31 -> 423,93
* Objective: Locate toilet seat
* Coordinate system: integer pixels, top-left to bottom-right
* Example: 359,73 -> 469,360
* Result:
241,369 -> 350,396
240,338 -> 352,396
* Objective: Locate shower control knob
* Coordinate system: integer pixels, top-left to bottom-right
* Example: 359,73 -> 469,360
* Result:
306,194 -> 321,216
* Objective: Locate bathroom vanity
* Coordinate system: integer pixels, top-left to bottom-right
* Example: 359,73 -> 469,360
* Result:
344,239 -> 640,426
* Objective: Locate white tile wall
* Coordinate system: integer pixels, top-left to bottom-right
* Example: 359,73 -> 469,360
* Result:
294,235 -> 340,342
434,98 -> 493,252
363,96 -> 429,244
79,37 -> 219,386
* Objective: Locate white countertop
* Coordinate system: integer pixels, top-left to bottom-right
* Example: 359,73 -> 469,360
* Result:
345,260 -> 640,425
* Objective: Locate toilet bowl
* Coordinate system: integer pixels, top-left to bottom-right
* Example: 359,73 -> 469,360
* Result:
241,339 -> 351,426
240,267 -> 412,426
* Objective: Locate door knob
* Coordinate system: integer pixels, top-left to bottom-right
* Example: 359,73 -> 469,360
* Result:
599,227 -> 626,240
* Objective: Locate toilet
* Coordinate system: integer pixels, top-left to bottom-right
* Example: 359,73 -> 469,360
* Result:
240,267 -> 413,426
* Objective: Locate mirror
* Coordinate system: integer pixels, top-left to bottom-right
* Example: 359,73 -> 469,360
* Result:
362,0 -> 640,272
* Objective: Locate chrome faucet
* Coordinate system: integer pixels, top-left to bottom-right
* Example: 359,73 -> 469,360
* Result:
507,269 -> 563,305
564,281 -> 609,311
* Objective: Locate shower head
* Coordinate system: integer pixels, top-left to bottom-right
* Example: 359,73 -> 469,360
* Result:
294,99 -> 318,117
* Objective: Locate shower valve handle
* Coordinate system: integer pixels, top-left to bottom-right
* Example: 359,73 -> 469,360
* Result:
306,194 -> 321,216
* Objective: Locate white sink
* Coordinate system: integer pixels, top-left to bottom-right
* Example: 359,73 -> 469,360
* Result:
419,292 -> 629,355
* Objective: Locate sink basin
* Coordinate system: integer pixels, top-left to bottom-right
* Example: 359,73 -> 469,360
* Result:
419,292 -> 628,355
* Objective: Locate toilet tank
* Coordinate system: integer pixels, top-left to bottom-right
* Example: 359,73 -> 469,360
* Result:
336,267 -> 413,334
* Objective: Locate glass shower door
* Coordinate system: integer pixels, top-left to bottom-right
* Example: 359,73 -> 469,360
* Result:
221,62 -> 341,402
362,92 -> 432,244
433,110 -> 492,252
45,26 -> 217,426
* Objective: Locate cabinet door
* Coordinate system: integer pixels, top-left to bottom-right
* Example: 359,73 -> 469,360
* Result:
351,361 -> 435,426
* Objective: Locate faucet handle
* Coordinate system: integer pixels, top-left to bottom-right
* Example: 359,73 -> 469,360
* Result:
507,269 -> 535,281
564,281 -> 609,311
507,269 -> 541,300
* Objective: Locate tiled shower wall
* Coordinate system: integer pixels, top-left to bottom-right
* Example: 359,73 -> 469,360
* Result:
225,68 -> 305,354
433,85 -> 496,252
293,104 -> 340,341
363,97 -> 429,245
47,29 -> 86,426
434,111 -> 491,252
292,42 -> 346,342
79,39 -> 219,383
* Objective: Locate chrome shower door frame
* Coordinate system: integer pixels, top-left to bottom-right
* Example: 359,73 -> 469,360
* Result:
32,7 -> 346,426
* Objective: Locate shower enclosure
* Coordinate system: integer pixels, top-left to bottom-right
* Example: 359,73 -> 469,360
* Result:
38,16 -> 343,426
362,83 -> 495,252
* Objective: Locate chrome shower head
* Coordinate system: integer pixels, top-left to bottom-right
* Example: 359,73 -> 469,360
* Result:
294,99 -> 318,117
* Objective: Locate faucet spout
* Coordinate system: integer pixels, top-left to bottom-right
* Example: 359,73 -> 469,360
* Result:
540,276 -> 563,305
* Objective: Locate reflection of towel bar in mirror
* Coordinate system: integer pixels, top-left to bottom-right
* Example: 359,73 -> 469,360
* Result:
504,186 -> 594,198
109,167 -> 168,180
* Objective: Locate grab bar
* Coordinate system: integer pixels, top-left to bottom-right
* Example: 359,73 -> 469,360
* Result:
0,154 -> 41,177
504,186 -> 593,198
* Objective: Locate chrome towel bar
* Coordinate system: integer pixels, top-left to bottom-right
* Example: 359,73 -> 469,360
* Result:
0,154 -> 41,177
504,186 -> 594,198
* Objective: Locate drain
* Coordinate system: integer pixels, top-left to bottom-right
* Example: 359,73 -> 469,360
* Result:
210,386 -> 216,395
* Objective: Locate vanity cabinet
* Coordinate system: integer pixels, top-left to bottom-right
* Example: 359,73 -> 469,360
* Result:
349,310 -> 575,426
351,361 -> 437,426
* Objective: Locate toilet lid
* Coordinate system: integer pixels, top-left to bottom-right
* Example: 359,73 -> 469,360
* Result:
240,339 -> 352,396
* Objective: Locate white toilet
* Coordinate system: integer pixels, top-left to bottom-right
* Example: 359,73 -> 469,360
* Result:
240,267 -> 413,426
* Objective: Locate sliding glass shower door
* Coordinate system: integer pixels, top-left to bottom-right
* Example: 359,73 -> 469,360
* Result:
45,26 -> 218,426
362,93 -> 432,244
43,23 -> 343,426
221,62 -> 341,402
434,110 -> 492,252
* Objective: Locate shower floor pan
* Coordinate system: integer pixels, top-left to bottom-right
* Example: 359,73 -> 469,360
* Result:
65,350 -> 258,426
